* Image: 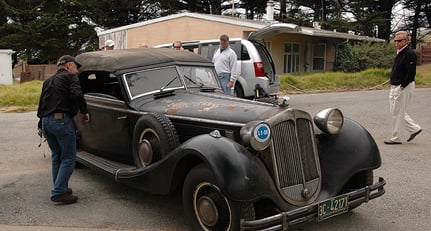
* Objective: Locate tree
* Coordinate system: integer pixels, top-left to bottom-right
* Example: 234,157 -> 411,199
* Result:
0,0 -> 163,63
0,0 -> 97,63
403,0 -> 431,48
158,0 -> 222,15
241,0 -> 268,19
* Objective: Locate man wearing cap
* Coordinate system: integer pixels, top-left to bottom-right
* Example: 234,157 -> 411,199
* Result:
37,55 -> 90,204
212,34 -> 237,95
103,39 -> 115,50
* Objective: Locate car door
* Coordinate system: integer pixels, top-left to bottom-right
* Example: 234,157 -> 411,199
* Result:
76,73 -> 133,163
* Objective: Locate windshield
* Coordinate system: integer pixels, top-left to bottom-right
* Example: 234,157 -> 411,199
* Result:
180,66 -> 220,89
123,65 -> 221,99
124,66 -> 182,99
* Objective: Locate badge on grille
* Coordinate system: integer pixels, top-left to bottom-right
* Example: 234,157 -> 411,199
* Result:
254,123 -> 270,143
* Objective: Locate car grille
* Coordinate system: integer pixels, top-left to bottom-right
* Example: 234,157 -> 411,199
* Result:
269,114 -> 321,205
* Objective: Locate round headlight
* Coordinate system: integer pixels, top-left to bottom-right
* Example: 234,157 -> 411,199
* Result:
250,123 -> 271,151
313,108 -> 344,134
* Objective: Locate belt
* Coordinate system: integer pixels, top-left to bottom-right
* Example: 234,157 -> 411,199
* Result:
218,73 -> 231,78
53,112 -> 66,119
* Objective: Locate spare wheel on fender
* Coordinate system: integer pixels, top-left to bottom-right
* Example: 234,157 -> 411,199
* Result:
132,112 -> 180,168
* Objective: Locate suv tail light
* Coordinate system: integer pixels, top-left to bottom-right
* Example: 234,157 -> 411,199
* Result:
254,62 -> 265,77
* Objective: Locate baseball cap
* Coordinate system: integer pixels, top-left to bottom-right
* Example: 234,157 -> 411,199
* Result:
56,55 -> 81,68
105,39 -> 115,47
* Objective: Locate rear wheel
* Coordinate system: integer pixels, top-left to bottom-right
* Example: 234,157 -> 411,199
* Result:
183,164 -> 254,231
234,83 -> 245,98
132,113 -> 179,167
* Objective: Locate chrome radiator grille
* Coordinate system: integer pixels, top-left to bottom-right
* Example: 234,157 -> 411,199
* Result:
270,117 -> 321,205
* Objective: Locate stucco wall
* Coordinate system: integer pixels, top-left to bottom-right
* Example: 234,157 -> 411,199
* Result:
127,17 -> 256,48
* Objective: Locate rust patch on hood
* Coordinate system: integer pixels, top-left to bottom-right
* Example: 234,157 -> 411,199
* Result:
163,98 -> 256,115
164,100 -> 221,114
198,101 -> 220,112
226,105 -> 236,110
165,102 -> 190,114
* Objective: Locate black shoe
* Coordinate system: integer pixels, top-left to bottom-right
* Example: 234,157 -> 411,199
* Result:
51,193 -> 78,204
384,140 -> 402,145
407,129 -> 422,142
66,188 -> 72,194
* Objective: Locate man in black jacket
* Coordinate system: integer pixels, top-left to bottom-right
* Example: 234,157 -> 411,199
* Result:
37,55 -> 90,204
384,31 -> 422,145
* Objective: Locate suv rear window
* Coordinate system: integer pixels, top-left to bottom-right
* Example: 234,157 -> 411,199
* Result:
199,41 -> 243,61
240,44 -> 250,61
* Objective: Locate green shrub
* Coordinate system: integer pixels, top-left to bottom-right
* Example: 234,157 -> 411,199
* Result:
335,42 -> 394,72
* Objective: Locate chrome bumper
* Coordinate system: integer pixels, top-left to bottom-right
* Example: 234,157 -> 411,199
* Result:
240,177 -> 386,231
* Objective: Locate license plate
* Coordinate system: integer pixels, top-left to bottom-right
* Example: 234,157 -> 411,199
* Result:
317,194 -> 349,221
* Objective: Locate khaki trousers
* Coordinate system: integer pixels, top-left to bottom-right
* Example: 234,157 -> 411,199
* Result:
389,82 -> 421,142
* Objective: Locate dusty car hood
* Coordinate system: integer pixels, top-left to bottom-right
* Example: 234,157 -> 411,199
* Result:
129,92 -> 284,124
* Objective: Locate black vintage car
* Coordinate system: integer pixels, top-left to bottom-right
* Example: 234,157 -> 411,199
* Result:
74,48 -> 385,230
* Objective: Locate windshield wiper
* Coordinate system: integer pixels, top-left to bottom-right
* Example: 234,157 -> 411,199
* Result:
160,76 -> 178,91
183,75 -> 204,87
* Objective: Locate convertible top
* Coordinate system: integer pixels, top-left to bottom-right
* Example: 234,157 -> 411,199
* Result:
76,48 -> 213,73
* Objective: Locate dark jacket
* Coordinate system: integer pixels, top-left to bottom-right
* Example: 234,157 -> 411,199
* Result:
37,68 -> 88,120
389,46 -> 417,88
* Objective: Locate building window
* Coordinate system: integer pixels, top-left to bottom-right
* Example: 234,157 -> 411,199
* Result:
312,44 -> 326,71
284,43 -> 300,73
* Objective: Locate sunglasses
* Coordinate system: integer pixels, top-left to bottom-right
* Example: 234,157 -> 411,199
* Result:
394,39 -> 406,43
173,46 -> 182,49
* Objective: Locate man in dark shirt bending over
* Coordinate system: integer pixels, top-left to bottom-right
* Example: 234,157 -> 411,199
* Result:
37,55 -> 90,204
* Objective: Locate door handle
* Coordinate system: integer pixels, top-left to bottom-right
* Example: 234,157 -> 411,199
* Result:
117,115 -> 127,120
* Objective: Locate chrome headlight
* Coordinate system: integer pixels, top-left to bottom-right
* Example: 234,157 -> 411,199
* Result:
313,108 -> 344,134
240,122 -> 271,151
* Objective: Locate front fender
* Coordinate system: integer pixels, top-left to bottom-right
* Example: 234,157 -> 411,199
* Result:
317,118 -> 381,194
181,134 -> 280,202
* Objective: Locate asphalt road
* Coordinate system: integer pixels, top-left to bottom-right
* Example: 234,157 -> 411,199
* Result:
1,88 -> 430,231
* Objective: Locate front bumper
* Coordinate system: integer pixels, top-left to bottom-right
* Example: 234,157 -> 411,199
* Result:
240,177 -> 386,231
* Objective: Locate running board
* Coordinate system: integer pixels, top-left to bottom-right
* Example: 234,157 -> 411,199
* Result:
77,151 -> 138,181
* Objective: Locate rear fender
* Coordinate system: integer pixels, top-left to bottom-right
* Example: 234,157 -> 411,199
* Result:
317,118 -> 381,194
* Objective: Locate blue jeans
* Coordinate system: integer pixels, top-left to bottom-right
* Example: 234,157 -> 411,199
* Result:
218,73 -> 232,95
42,114 -> 76,198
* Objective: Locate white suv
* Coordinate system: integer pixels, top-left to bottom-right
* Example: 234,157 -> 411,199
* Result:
155,38 -> 280,99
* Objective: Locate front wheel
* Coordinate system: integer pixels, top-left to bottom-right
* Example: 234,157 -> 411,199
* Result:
182,164 -> 254,231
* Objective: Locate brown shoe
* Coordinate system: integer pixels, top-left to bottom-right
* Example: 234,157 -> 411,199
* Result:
384,140 -> 402,145
407,129 -> 422,142
66,188 -> 72,194
51,193 -> 78,204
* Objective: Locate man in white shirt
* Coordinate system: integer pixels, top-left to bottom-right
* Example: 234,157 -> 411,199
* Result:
212,34 -> 237,95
